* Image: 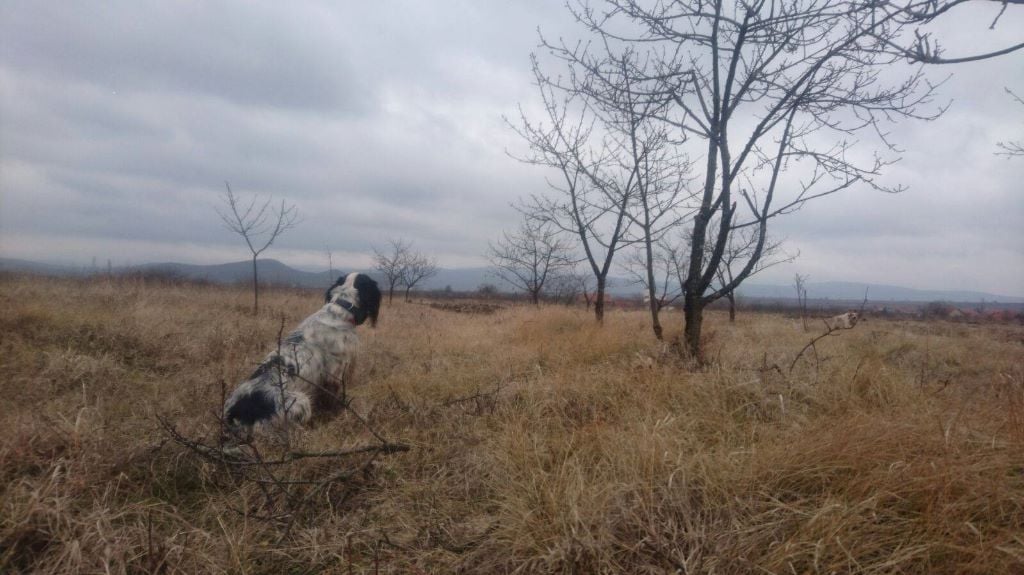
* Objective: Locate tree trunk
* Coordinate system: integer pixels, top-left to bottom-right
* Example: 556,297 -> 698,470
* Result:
644,238 -> 663,340
251,256 -> 259,316
727,291 -> 736,323
404,286 -> 412,302
801,297 -> 808,332
388,285 -> 395,304
594,276 -> 606,324
649,297 -> 663,340
683,292 -> 704,360
530,290 -> 540,305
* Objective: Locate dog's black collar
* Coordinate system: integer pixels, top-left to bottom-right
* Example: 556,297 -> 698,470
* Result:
332,299 -> 366,325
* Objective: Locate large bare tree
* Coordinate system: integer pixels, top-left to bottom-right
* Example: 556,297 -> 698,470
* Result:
551,0 -> 1022,358
217,182 -> 299,315
488,216 -> 576,305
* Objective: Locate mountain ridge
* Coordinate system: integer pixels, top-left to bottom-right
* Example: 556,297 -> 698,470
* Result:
2,257 -> 1021,303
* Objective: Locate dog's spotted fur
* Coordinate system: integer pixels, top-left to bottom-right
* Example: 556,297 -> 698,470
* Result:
223,272 -> 381,435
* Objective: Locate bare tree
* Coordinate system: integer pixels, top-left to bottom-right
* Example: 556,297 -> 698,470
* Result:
217,182 -> 298,315
997,88 -> 1024,158
624,236 -> 688,318
488,217 -> 576,305
400,250 -> 438,302
628,140 -> 693,339
598,54 -> 697,339
547,279 -> 579,306
373,239 -> 411,304
553,0 -> 1021,359
324,244 -> 334,278
510,57 -> 639,324
512,47 -> 697,326
556,42 -> 697,338
552,268 -> 596,309
794,274 -> 810,332
477,283 -> 500,299
713,228 -> 794,322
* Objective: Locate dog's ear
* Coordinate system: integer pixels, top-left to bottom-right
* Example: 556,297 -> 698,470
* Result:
353,273 -> 382,327
324,273 -> 347,303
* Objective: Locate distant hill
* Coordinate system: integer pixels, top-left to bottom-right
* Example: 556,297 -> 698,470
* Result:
136,260 -> 334,287
0,257 -> 95,276
734,281 -> 1024,304
2,257 -> 1021,304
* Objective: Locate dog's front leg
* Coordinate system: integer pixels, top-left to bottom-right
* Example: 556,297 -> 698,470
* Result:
317,357 -> 353,415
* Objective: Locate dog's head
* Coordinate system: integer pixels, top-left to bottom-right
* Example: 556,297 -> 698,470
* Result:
324,272 -> 381,327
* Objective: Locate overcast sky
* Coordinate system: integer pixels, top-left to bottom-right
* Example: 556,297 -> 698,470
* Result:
1,1 -> 1022,295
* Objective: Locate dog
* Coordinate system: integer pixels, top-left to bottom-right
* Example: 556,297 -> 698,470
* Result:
824,311 -> 859,331
223,272 -> 381,437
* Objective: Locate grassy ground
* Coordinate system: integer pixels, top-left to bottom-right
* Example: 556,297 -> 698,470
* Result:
1,275 -> 1022,574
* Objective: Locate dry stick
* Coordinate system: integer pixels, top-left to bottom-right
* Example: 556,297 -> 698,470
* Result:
252,469 -> 361,486
167,415 -> 396,531
158,380 -> 409,535
218,378 -> 227,453
156,414 -> 235,461
790,289 -> 870,373
146,510 -> 155,574
157,414 -> 408,464
385,386 -> 410,412
789,327 -> 841,372
177,428 -> 290,520
251,443 -> 410,466
274,315 -> 291,451
158,415 -> 408,464
278,450 -> 383,543
159,323 -> 413,535
247,442 -> 294,514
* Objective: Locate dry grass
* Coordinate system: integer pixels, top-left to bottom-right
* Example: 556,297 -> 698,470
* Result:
1,274 -> 1022,574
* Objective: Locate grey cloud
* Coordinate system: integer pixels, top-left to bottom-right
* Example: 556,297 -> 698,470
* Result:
1,1 -> 369,112
0,1 -> 1022,295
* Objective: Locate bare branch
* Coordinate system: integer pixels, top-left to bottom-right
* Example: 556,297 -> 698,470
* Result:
997,87 -> 1024,157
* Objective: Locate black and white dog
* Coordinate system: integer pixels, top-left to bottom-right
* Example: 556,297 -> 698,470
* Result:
223,272 -> 381,436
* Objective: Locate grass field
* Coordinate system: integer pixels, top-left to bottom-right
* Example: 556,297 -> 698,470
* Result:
1,275 -> 1022,574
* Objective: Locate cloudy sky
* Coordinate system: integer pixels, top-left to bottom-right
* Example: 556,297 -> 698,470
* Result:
1,1 -> 1022,295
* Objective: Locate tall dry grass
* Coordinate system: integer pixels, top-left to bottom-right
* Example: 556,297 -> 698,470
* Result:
1,274 -> 1021,573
